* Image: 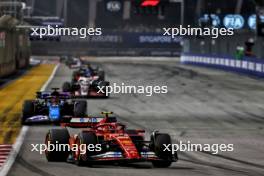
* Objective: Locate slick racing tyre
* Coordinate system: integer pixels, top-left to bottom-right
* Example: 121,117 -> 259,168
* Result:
45,128 -> 70,162
98,70 -> 105,81
62,82 -> 72,92
151,133 -> 173,168
95,81 -> 110,98
75,132 -> 98,166
97,81 -> 109,90
74,101 -> 87,117
22,100 -> 35,124
72,71 -> 79,82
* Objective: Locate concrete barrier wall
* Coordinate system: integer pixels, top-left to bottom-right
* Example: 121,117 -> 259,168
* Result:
181,53 -> 264,77
0,30 -> 16,77
16,32 -> 31,69
0,30 -> 30,78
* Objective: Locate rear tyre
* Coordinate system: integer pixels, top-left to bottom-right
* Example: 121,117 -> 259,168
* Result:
62,82 -> 71,92
45,128 -> 70,162
75,132 -> 98,166
74,101 -> 87,117
22,100 -> 34,124
151,133 -> 173,168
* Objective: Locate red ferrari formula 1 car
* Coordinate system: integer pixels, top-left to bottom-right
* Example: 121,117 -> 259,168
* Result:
45,112 -> 178,167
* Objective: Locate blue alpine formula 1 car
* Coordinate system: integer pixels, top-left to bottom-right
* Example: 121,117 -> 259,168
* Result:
21,88 -> 87,124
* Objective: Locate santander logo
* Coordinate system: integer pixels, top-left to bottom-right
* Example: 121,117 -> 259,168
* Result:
141,0 -> 160,7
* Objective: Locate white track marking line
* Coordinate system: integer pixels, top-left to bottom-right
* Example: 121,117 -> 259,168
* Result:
0,64 -> 59,176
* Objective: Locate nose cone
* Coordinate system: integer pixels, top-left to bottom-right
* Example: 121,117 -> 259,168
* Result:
115,136 -> 140,159
128,150 -> 140,159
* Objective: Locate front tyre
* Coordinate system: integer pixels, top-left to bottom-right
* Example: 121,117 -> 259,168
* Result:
97,70 -> 105,81
74,101 -> 87,117
45,128 -> 70,162
75,132 -> 98,166
151,133 -> 173,168
22,100 -> 35,124
62,82 -> 72,92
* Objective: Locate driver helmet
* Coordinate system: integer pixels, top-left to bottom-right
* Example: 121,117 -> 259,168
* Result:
84,70 -> 92,77
51,91 -> 60,104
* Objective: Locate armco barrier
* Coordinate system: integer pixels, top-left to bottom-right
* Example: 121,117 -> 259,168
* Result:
181,54 -> 264,77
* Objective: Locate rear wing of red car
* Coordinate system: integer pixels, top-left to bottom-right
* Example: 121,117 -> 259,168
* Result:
60,117 -> 104,128
60,112 -> 117,128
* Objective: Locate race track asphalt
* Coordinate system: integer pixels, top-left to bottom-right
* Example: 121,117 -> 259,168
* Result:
7,59 -> 264,176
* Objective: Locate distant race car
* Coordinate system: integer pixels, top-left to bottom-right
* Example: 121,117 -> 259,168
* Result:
21,88 -> 87,124
62,66 -> 109,98
72,64 -> 105,82
45,112 -> 178,167
65,57 -> 82,69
